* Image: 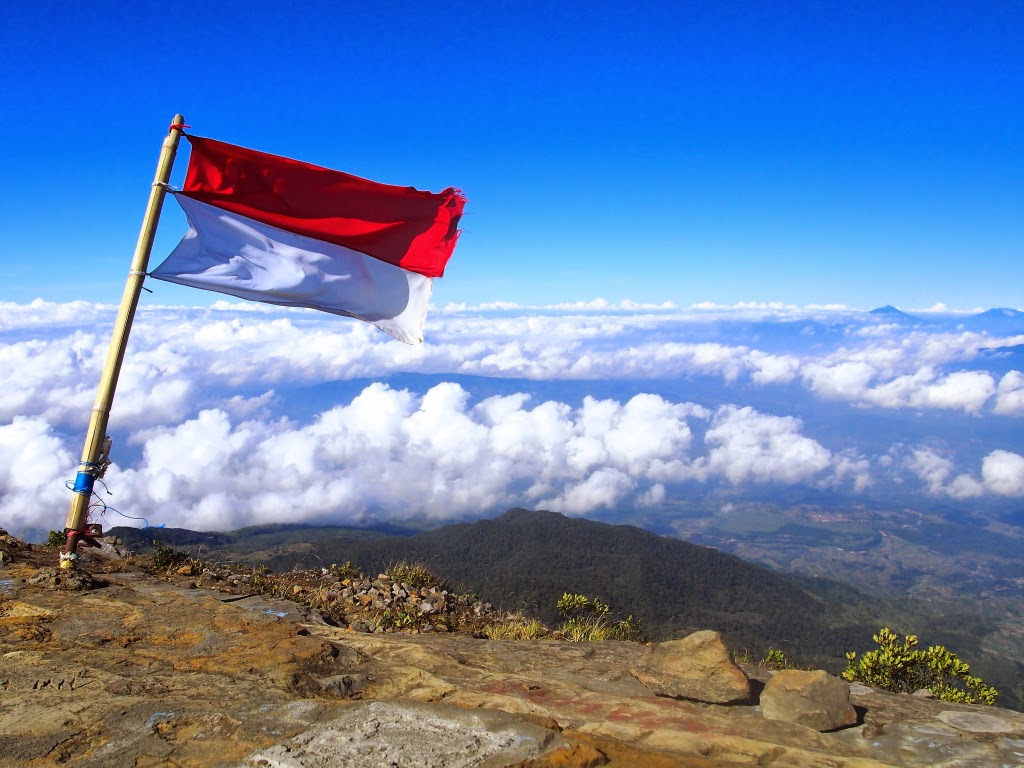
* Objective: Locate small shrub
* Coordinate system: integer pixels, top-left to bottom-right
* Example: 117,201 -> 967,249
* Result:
557,592 -> 597,617
46,530 -> 65,549
152,540 -> 186,570
378,607 -> 419,631
562,617 -> 610,642
843,627 -> 997,705
249,564 -> 272,592
483,612 -> 547,640
556,593 -> 647,643
386,561 -> 449,592
761,648 -> 792,670
329,561 -> 362,581
609,614 -> 646,642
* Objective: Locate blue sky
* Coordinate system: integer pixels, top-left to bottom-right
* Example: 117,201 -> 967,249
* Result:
3,1 -> 1022,310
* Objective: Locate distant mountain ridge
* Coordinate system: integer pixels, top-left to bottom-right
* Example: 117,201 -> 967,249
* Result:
975,308 -> 1024,320
867,305 -> 1024,332
869,305 -> 917,320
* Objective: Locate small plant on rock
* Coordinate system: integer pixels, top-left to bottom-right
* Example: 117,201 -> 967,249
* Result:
385,561 -> 449,592
151,540 -> 186,570
329,561 -> 362,581
760,648 -> 793,670
46,530 -> 65,549
610,614 -> 646,642
378,607 -> 418,631
249,564 -> 272,592
483,612 -> 548,640
556,593 -> 647,643
843,627 -> 997,705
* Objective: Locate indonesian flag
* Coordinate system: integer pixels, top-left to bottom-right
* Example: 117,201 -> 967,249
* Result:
151,136 -> 466,344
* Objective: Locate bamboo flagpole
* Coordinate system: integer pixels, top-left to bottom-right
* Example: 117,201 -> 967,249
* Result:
61,114 -> 187,569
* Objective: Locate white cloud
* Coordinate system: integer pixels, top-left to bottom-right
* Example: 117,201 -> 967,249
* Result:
906,371 -> 997,414
994,371 -> 1024,416
3,302 -> 1021,428
2,381 -> 879,532
103,385 -> 715,528
747,351 -> 801,384
946,473 -> 985,499
981,450 -> 1024,497
0,333 -> 100,427
2,300 -> 1022,533
0,417 -> 76,534
221,390 -> 278,420
697,406 -> 833,485
905,447 -> 956,495
831,452 -> 872,492
544,468 -> 637,515
637,483 -> 666,507
911,303 -> 988,316
904,446 -> 1024,498
0,299 -> 115,332
805,363 -> 1000,414
802,361 -> 877,400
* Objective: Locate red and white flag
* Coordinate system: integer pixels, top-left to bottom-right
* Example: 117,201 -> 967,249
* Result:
152,136 -> 466,344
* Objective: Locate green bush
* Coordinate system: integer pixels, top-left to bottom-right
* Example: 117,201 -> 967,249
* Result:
329,561 -> 363,581
46,530 -> 65,549
556,592 -> 646,643
377,607 -> 418,631
385,561 -> 449,592
760,648 -> 793,670
152,540 -> 186,570
843,627 -> 997,705
608,614 -> 646,642
483,612 -> 547,640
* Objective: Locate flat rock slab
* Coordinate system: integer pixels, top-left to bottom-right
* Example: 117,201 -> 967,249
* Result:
937,710 -> 1015,734
245,700 -> 564,767
6,546 -> 1024,768
226,594 -> 319,624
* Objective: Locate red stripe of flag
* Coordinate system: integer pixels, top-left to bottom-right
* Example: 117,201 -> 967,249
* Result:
180,136 -> 465,278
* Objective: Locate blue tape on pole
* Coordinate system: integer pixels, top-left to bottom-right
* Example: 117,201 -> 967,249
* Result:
72,472 -> 95,495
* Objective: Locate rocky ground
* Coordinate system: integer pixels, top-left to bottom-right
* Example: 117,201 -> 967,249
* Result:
3,532 -> 1024,767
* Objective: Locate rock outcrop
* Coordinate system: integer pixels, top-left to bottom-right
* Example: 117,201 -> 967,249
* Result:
3,532 -> 1024,767
760,669 -> 858,731
630,629 -> 752,704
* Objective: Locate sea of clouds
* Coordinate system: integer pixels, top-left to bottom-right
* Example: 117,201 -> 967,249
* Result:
1,299 -> 1022,536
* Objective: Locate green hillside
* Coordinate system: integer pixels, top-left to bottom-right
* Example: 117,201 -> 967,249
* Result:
141,508 -> 885,669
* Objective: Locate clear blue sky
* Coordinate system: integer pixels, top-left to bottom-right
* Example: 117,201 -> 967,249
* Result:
2,1 -> 1022,310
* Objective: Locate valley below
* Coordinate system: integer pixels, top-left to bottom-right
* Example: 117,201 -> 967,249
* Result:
658,500 -> 1024,710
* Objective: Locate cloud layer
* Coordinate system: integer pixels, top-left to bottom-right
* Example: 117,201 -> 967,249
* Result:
2,300 -> 1022,534
20,384 -> 870,532
4,300 -> 1023,429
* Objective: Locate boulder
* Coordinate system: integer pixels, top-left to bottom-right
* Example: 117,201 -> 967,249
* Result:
631,630 -> 751,704
317,673 -> 370,698
759,669 -> 857,731
90,541 -> 129,561
26,566 -> 98,591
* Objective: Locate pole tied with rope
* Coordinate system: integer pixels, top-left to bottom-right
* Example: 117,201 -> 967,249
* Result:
61,114 -> 185,569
